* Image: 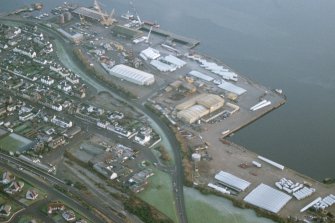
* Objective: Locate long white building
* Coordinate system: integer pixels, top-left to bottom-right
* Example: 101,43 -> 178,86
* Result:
109,64 -> 155,86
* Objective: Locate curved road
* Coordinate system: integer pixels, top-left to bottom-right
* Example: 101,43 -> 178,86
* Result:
0,17 -> 188,223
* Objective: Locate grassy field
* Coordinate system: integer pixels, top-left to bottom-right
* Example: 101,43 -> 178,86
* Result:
137,168 -> 178,223
41,200 -> 92,223
14,123 -> 29,133
18,184 -> 46,206
184,187 -> 274,223
0,133 -> 32,152
0,192 -> 24,221
18,215 -> 44,223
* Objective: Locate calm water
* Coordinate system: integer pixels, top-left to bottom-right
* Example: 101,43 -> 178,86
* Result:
1,0 -> 334,181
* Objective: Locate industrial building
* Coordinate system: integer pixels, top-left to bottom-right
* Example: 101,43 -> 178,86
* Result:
108,64 -> 155,86
176,93 -> 224,123
244,183 -> 292,213
73,7 -> 107,21
140,47 -> 160,61
214,171 -> 250,192
218,81 -> 247,96
57,29 -> 83,44
150,55 -> 186,72
188,70 -> 214,82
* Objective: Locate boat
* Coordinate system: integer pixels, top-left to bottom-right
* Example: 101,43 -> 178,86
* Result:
275,88 -> 283,94
121,11 -> 135,20
221,130 -> 230,135
143,20 -> 160,28
32,3 -> 43,10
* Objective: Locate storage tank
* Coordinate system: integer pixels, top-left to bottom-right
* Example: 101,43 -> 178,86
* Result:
58,14 -> 65,24
64,12 -> 72,22
192,153 -> 201,162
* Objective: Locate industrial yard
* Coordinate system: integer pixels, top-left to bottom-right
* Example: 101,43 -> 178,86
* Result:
0,1 -> 334,223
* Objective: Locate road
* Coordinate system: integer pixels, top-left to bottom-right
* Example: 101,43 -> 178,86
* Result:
0,152 -> 125,223
0,16 -> 188,223
0,159 -> 105,223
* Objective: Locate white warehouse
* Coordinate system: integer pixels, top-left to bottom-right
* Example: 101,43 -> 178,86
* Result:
109,64 -> 155,86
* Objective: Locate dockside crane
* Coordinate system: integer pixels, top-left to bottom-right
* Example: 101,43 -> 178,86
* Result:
93,0 -> 116,26
145,26 -> 153,43
130,1 -> 143,25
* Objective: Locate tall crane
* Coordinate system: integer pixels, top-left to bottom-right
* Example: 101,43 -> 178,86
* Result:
145,26 -> 153,43
93,0 -> 116,26
130,1 -> 143,25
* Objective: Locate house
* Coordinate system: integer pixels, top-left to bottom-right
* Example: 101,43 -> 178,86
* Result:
62,210 -> 76,222
19,112 -> 35,122
134,133 -> 151,145
26,189 -> 39,200
40,76 -> 54,86
63,126 -> 81,139
1,171 -> 15,184
51,116 -> 72,128
51,104 -> 63,112
0,204 -> 11,217
47,201 -> 65,214
48,136 -> 65,149
134,127 -> 152,145
4,181 -> 24,194
57,81 -> 72,93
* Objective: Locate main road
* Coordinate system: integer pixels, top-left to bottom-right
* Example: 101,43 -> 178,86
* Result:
0,16 -> 188,223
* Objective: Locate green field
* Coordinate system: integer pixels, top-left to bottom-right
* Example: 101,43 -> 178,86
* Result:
0,193 -> 24,220
0,133 -> 32,152
18,184 -> 46,206
18,215 -> 44,223
184,187 -> 274,223
137,168 -> 178,223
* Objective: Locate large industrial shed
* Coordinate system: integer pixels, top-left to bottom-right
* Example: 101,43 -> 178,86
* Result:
214,171 -> 251,192
73,7 -> 107,21
177,105 -> 209,124
244,183 -> 292,213
109,64 -> 155,86
176,93 -> 224,123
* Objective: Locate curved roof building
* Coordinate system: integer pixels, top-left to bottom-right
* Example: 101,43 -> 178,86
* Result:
109,64 -> 155,86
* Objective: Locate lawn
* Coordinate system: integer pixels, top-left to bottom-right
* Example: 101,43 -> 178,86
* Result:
0,133 -> 32,152
14,123 -> 29,133
184,187 -> 275,223
18,183 -> 46,206
42,200 -> 92,223
0,192 -> 24,221
18,215 -> 44,223
137,168 -> 178,223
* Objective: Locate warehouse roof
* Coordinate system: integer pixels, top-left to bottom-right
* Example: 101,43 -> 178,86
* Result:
188,70 -> 214,82
176,93 -> 224,111
196,94 -> 224,109
218,81 -> 247,96
73,7 -> 106,21
150,59 -> 176,72
140,47 -> 160,60
110,64 -> 154,85
215,171 -> 250,191
244,183 -> 292,213
162,55 -> 186,67
177,105 -> 209,123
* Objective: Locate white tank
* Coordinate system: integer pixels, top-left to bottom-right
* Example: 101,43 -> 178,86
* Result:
192,153 -> 201,162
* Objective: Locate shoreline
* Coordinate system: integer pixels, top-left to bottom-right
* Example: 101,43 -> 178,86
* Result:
0,7 -> 333,223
